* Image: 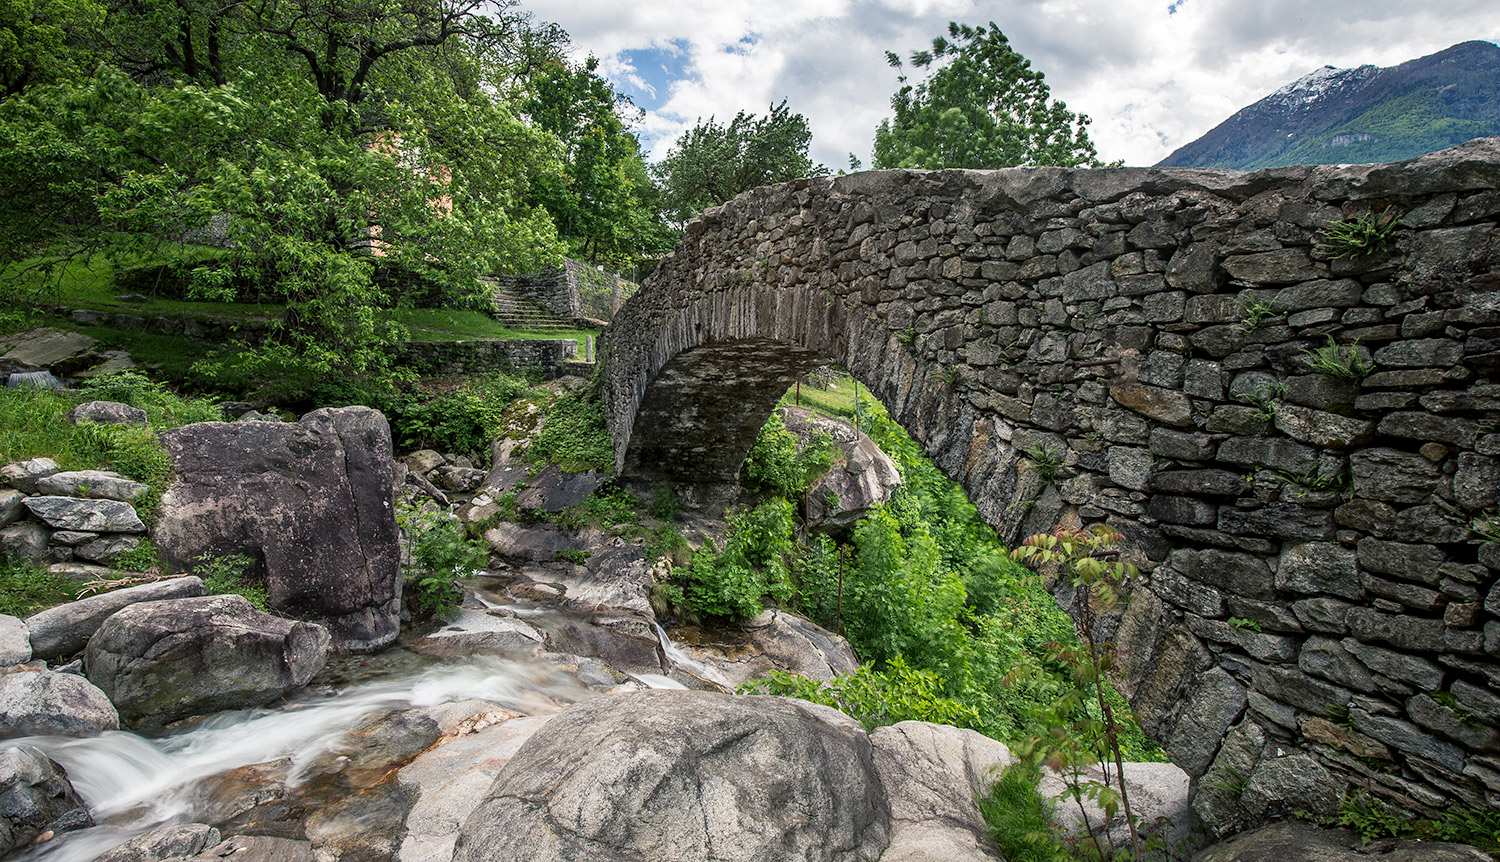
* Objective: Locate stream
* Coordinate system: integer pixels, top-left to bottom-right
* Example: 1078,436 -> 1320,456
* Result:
7,613 -> 696,862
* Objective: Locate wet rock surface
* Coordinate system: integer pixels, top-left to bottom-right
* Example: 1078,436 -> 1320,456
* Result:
85,595 -> 331,727
0,666 -> 119,737
0,745 -> 92,855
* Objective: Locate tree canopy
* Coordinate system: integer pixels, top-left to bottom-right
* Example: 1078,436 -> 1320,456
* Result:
872,21 -> 1099,170
0,0 -> 672,395
653,100 -> 827,225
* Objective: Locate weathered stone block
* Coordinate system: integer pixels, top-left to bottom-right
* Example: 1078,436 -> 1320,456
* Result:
1299,636 -> 1375,690
1216,438 -> 1318,474
1350,448 -> 1442,504
1151,469 -> 1249,497
1219,504 -> 1336,541
1274,279 -> 1363,311
1454,453 -> 1500,511
1340,639 -> 1443,690
1206,406 -> 1271,436
1106,446 -> 1153,492
1164,668 -> 1246,776
1109,383 -> 1194,428
1148,495 -> 1218,526
1292,597 -> 1353,634
1350,709 -> 1466,773
1276,542 -> 1362,601
1252,664 -> 1352,717
1376,413 -> 1477,447
1223,249 -> 1324,285
1357,537 -> 1445,585
1272,403 -> 1373,448
1168,548 -> 1275,599
1372,338 -> 1463,368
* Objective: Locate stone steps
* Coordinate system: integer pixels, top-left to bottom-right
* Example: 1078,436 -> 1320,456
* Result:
485,280 -> 576,332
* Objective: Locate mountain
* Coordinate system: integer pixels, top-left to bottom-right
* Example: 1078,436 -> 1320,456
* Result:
1157,40 -> 1500,170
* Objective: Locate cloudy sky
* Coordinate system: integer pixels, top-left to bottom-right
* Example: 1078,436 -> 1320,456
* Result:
517,1 -> 1500,169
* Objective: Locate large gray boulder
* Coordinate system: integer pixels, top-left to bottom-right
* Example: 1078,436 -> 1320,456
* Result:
154,407 -> 401,651
23,576 -> 205,660
95,823 -> 221,862
21,497 -> 146,533
0,490 -> 24,527
0,616 -> 29,665
0,328 -> 102,376
66,400 -> 148,427
0,667 -> 119,737
869,721 -> 1009,862
0,457 -> 59,495
0,745 -> 92,855
780,407 -> 901,532
453,690 -> 890,862
0,522 -> 48,565
35,470 -> 148,502
85,595 -> 331,727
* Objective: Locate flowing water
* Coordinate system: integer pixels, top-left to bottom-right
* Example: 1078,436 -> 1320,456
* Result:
651,622 -> 733,687
10,654 -> 597,862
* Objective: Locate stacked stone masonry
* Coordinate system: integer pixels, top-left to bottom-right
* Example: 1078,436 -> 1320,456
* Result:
395,339 -> 578,377
601,139 -> 1500,829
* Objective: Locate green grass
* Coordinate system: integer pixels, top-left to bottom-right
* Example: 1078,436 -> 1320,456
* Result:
5,252 -> 599,351
778,373 -> 863,422
0,562 -> 79,617
978,763 -> 1068,862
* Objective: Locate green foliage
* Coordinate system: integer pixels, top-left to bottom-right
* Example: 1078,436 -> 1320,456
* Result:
192,552 -> 267,611
648,483 -> 680,521
527,386 -> 614,473
1228,616 -> 1263,633
1236,296 -> 1278,332
1233,383 -> 1286,421
978,763 -> 1068,862
674,499 -> 797,619
1471,512 -> 1500,543
874,21 -> 1099,170
742,411 -> 837,497
110,538 -> 160,573
311,372 -> 530,457
1023,443 -> 1064,484
0,561 -> 77,617
1326,791 -> 1500,852
1009,524 -> 1146,857
1301,335 -> 1374,379
1317,207 -> 1402,259
396,499 -> 488,621
739,658 -> 981,733
653,100 -> 827,225
555,547 -> 589,565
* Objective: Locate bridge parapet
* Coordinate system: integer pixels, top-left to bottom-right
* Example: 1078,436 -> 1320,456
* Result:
602,139 -> 1500,833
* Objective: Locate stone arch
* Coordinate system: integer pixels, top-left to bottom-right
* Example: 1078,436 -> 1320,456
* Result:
601,140 -> 1500,831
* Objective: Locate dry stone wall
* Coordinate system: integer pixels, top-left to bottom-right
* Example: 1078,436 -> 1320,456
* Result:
602,139 -> 1500,830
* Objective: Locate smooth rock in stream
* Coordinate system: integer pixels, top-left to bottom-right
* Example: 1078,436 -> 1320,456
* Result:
85,595 -> 330,727
0,615 -> 29,665
23,576 -> 205,660
869,721 -> 1009,862
95,823 -> 221,862
154,406 -> 401,652
0,745 -> 92,855
453,689 -> 889,862
0,667 -> 119,737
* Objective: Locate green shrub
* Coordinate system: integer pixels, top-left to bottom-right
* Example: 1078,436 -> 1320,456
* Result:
740,658 -> 982,732
0,562 -> 77,617
192,552 -> 269,611
1317,206 -> 1401,259
674,499 -> 796,619
978,763 -> 1068,862
397,500 -> 488,621
310,372 -> 530,457
110,538 -> 161,573
528,387 -> 614,473
742,411 -> 836,497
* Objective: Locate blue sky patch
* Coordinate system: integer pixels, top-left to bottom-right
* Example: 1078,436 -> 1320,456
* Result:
616,39 -> 695,111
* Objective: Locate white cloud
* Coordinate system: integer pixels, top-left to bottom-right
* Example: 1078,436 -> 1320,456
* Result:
519,0 -> 1500,167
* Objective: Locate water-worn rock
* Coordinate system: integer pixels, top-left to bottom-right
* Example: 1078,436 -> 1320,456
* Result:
23,576 -> 205,660
0,522 -> 48,564
21,497 -> 146,533
1193,820 -> 1490,862
0,616 -> 29,665
453,690 -> 889,862
1040,761 -> 1197,852
177,835 -> 318,861
780,407 -> 901,531
0,667 -> 119,737
742,609 -> 860,682
0,490 -> 24,527
85,595 -> 330,728
95,823 -> 221,862
66,401 -> 148,427
0,457 -> 59,494
870,721 -> 1008,862
0,328 -> 102,375
0,745 -> 92,855
35,470 -> 148,502
154,407 -> 401,651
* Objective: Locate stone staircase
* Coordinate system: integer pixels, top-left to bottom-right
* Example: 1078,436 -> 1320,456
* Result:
486,279 -> 575,332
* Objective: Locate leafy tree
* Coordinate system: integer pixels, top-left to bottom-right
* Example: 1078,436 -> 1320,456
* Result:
873,21 -> 1099,170
0,0 -> 103,96
523,54 -> 675,267
653,100 -> 827,224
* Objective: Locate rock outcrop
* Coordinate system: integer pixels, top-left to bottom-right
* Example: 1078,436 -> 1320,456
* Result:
23,576 -> 204,660
154,407 -> 401,651
780,406 -> 901,532
870,721 -> 1010,862
85,595 -> 330,727
0,667 -> 119,737
453,690 -> 892,862
0,745 -> 92,855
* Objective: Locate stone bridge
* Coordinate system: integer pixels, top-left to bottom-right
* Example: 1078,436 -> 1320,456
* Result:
600,139 -> 1500,831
